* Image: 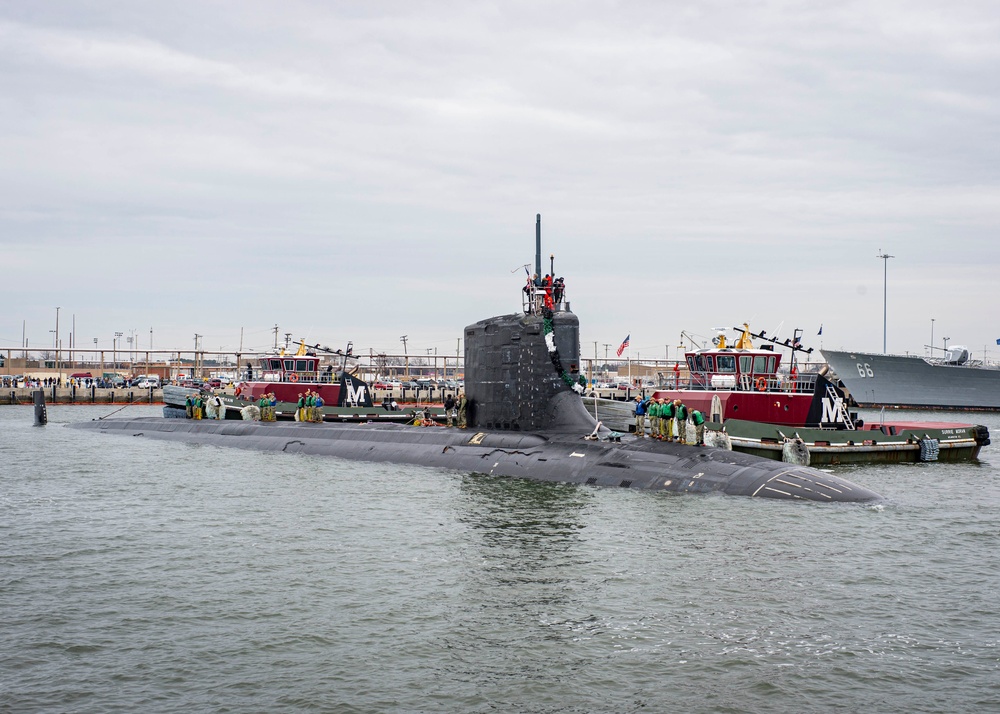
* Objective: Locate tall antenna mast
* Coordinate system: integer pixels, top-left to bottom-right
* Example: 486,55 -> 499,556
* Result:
535,214 -> 542,279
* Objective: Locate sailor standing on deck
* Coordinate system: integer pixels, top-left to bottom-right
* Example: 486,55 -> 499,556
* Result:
313,392 -> 324,422
553,277 -> 565,305
673,399 -> 688,444
648,397 -> 660,439
633,395 -> 649,437
656,397 -> 668,440
444,394 -> 456,427
185,394 -> 194,419
661,398 -> 675,441
457,392 -> 468,428
691,408 -> 706,446
296,392 -> 305,422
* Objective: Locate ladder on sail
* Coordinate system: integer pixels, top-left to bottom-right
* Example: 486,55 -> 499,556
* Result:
826,384 -> 854,429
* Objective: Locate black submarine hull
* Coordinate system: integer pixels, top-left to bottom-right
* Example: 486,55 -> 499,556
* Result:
68,416 -> 881,502
64,220 -> 882,503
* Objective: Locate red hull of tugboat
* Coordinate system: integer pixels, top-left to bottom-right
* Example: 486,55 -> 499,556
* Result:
236,382 -> 341,405
649,388 -> 819,427
647,324 -> 851,429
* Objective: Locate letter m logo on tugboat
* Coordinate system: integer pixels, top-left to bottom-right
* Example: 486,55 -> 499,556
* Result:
345,382 -> 367,406
821,395 -> 846,424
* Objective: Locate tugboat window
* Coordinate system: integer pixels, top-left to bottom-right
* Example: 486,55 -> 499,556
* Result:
739,355 -> 752,373
716,355 -> 736,372
283,359 -> 295,372
295,360 -> 310,372
753,355 -> 768,373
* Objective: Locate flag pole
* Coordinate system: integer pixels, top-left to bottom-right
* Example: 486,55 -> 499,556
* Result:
628,340 -> 632,386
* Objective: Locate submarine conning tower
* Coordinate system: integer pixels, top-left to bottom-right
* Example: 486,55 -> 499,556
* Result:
464,214 -> 600,434
465,307 -> 600,433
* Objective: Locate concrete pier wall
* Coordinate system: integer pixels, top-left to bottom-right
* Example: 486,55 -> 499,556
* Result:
4,387 -> 163,405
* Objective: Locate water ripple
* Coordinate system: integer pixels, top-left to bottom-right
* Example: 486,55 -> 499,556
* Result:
2,405 -> 999,712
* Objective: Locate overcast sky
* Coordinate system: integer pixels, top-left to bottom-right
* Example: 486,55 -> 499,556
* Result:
2,1 -> 998,364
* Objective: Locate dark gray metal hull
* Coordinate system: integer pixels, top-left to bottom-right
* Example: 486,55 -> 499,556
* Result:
823,349 -> 1000,410
68,417 -> 881,502
63,229 -> 883,505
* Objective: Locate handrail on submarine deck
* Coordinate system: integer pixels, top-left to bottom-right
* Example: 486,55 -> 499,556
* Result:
522,287 -> 570,315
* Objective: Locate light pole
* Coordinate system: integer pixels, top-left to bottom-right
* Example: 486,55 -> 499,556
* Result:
930,318 -> 935,356
400,335 -> 408,378
94,338 -> 100,374
194,334 -> 202,379
54,306 -> 60,384
114,331 -> 123,370
944,337 -> 950,354
877,250 -> 894,354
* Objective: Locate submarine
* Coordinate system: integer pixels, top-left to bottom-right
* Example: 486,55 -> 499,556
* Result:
68,218 -> 881,503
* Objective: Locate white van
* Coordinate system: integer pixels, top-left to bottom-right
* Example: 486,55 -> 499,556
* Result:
135,375 -> 161,388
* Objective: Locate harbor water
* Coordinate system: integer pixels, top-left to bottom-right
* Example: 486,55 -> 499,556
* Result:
3,405 -> 999,713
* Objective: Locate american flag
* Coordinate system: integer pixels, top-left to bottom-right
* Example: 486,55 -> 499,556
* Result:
616,334 -> 630,357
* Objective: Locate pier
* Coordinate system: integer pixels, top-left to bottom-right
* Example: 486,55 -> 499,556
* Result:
5,386 -> 163,405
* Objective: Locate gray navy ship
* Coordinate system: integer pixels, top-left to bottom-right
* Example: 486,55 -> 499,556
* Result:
823,346 -> 1000,410
68,216 -> 882,503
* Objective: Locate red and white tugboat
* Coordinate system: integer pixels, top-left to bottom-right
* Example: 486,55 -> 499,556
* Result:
588,325 -> 989,464
164,341 -> 445,423
231,341 -> 372,412
651,324 -> 847,427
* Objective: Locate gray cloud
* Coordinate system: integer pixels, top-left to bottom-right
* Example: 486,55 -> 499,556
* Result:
2,1 -> 998,359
